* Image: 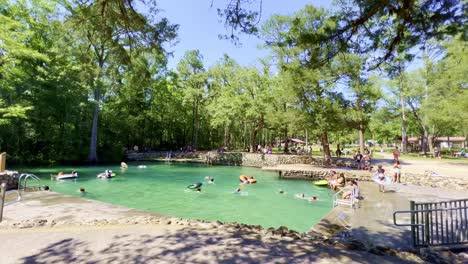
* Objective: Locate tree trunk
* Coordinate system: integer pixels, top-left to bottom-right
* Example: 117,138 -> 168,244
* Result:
88,92 -> 99,163
399,86 -> 408,154
356,94 -> 365,154
422,125 -> 429,154
358,124 -> 365,154
320,132 -> 331,165
250,126 -> 258,153
88,54 -> 104,163
283,124 -> 288,153
192,98 -> 199,150
223,123 -> 230,148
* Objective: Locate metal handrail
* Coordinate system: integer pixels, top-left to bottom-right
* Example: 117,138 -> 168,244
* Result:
394,199 -> 468,247
4,174 -> 41,206
393,207 -> 468,227
413,198 -> 468,205
20,173 -> 41,191
332,186 -> 355,207
0,183 -> 6,222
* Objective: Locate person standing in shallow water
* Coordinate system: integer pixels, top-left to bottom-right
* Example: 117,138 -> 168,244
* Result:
393,146 -> 400,162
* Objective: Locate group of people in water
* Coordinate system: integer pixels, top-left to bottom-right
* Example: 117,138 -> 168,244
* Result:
186,174 -> 257,194
293,193 -> 320,202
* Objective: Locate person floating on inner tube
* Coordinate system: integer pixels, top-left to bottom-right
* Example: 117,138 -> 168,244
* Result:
187,182 -> 203,192
239,175 -> 257,185
205,176 -> 215,184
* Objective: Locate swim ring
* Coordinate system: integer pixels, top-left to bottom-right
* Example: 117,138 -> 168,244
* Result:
187,182 -> 203,189
97,173 -> 115,178
372,174 -> 392,185
239,175 -> 257,184
313,180 -> 329,186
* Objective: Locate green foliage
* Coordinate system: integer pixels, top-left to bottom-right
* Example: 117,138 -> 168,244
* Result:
1,1 -> 466,164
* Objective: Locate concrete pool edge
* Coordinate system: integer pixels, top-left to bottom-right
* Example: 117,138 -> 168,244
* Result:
3,190 -> 465,263
1,190 -> 328,234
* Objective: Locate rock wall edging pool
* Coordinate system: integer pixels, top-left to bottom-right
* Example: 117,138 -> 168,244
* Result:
126,151 -> 314,167
0,171 -> 19,191
278,168 -> 468,191
210,152 -> 314,167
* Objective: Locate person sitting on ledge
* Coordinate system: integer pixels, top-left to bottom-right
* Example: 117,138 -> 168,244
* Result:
331,173 -> 346,191
327,170 -> 338,188
342,180 -> 359,200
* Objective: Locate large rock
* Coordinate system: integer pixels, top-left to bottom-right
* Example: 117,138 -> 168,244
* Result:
0,171 -> 20,191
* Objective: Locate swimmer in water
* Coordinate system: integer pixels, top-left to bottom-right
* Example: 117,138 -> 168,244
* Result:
79,187 -> 86,194
278,189 -> 286,194
234,187 -> 243,194
295,193 -> 307,199
308,196 -> 319,202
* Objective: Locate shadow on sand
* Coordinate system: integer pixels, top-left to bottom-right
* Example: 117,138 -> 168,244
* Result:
21,225 -> 420,264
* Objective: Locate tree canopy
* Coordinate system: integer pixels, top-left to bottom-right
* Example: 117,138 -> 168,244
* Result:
0,1 -> 466,164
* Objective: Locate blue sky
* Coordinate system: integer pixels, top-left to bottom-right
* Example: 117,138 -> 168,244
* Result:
156,0 -> 331,70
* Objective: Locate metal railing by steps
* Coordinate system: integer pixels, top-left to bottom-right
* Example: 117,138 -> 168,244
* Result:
333,186 -> 359,209
2,174 -> 41,205
1,173 -> 41,222
394,199 -> 468,248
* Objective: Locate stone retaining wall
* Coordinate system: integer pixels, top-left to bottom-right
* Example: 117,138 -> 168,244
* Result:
403,172 -> 467,191
0,171 -> 19,191
211,152 -> 314,167
126,151 -> 202,160
126,151 -> 314,167
279,169 -> 372,182
278,168 -> 468,191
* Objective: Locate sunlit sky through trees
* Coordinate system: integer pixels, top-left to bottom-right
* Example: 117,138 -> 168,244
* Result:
156,0 -> 330,70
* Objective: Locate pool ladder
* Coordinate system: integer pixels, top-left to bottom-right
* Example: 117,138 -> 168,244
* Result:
332,186 -> 358,209
1,173 -> 41,222
4,173 -> 41,206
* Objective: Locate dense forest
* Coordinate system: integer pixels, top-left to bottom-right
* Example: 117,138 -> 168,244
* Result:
0,0 -> 466,164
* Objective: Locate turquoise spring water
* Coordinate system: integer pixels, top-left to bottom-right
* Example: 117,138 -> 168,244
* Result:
20,163 -> 333,232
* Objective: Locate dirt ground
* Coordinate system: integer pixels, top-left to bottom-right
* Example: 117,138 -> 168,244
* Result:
0,192 -> 424,264
372,152 -> 468,179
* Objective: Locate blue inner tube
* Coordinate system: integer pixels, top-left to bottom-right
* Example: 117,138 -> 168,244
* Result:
187,182 -> 203,189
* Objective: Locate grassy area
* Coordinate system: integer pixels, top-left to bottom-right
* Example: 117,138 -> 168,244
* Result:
399,153 -> 468,162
